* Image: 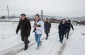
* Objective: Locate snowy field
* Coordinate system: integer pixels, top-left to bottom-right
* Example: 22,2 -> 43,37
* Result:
0,22 -> 85,55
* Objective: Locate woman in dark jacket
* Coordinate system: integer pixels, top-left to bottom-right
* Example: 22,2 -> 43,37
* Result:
16,14 -> 31,50
58,19 -> 67,43
44,18 -> 51,40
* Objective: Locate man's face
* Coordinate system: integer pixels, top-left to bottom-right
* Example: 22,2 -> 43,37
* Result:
68,22 -> 70,23
45,19 -> 48,21
20,16 -> 26,20
62,20 -> 66,24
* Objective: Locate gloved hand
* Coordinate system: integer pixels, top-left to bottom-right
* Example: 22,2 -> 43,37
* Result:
16,32 -> 18,34
37,25 -> 41,27
72,29 -> 74,30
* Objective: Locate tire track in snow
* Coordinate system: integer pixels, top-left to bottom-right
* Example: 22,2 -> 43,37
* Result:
0,24 -> 60,55
56,27 -> 85,55
0,31 -> 57,55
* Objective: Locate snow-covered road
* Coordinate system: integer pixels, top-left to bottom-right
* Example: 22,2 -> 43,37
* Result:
16,25 -> 85,55
62,27 -> 85,55
0,22 -> 57,55
0,22 -> 85,55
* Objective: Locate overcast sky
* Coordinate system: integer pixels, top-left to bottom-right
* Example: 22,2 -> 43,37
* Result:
0,0 -> 85,17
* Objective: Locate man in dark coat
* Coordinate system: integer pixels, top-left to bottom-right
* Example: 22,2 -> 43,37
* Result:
44,18 -> 51,40
58,19 -> 67,43
65,20 -> 74,39
16,14 -> 31,50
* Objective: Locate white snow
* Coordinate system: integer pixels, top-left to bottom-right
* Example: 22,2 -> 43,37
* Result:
62,27 -> 85,55
0,21 -> 85,55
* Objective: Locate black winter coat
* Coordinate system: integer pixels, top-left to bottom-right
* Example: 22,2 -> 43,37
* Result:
58,23 -> 67,35
16,18 -> 31,37
44,22 -> 51,33
66,23 -> 74,31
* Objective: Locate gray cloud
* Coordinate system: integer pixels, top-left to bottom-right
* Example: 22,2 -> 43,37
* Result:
0,0 -> 85,16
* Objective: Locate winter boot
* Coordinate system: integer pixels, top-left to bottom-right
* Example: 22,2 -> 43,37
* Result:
46,37 -> 48,40
36,46 -> 39,50
28,41 -> 30,44
24,46 -> 28,50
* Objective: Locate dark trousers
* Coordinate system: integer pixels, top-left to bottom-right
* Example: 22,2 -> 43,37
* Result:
65,29 -> 70,39
59,33 -> 64,43
45,30 -> 50,39
21,35 -> 29,48
45,33 -> 49,38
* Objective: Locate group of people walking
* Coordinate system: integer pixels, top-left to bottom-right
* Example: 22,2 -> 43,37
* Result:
58,19 -> 74,43
16,13 -> 74,50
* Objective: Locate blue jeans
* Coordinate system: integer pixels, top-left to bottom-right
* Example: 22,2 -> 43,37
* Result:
35,32 -> 42,47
